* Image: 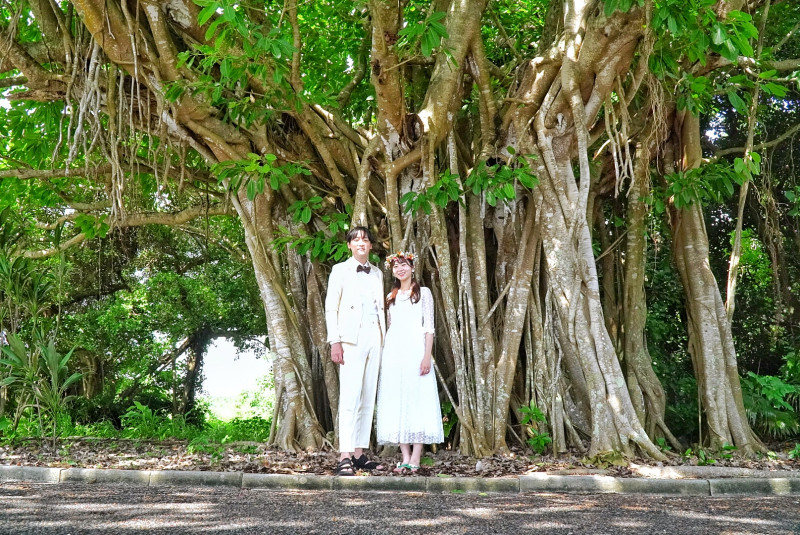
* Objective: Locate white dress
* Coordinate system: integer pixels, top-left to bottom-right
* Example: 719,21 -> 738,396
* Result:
376,287 -> 444,445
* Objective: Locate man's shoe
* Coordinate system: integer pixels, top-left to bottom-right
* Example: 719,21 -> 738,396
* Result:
335,457 -> 356,476
352,454 -> 385,471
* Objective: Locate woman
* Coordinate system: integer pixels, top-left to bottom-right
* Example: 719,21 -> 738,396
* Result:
376,251 -> 444,472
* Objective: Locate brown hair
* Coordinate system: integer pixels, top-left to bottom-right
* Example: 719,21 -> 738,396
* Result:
386,256 -> 420,307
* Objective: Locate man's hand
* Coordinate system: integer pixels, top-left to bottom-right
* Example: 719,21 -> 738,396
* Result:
330,342 -> 344,365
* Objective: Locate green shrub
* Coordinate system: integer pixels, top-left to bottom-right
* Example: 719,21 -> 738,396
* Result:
205,416 -> 271,443
75,420 -> 119,438
740,372 -> 800,438
519,400 -> 552,455
441,402 -> 458,440
0,336 -> 83,444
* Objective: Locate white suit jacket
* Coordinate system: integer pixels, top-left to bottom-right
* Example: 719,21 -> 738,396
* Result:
325,256 -> 386,345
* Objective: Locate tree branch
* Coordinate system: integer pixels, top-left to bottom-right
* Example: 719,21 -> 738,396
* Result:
0,76 -> 27,88
287,0 -> 303,93
704,55 -> 800,73
0,27 -> 67,90
24,232 -> 88,259
35,202 -> 111,229
774,20 -> 800,52
714,121 -> 800,158
0,165 -> 113,180
338,17 -> 371,109
121,203 -> 234,227
24,203 -> 234,258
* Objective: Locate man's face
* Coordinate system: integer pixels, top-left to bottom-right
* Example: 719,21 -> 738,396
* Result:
347,230 -> 372,259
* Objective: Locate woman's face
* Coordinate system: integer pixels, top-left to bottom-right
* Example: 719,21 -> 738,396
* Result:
392,258 -> 413,282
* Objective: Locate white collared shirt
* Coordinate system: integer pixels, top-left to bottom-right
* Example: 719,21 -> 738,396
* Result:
356,261 -> 380,319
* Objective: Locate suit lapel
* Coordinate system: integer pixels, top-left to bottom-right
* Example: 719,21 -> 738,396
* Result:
344,257 -> 383,312
344,257 -> 360,292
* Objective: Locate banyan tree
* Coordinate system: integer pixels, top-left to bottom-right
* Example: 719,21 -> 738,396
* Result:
2,0 -> 798,455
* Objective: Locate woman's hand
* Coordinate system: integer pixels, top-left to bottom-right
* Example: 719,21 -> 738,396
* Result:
420,355 -> 432,375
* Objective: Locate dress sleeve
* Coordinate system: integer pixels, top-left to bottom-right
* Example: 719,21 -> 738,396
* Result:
421,287 -> 435,334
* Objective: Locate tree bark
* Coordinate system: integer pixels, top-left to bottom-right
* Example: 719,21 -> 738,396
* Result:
668,112 -> 763,454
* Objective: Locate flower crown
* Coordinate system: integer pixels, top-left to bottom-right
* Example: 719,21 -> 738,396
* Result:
385,251 -> 415,269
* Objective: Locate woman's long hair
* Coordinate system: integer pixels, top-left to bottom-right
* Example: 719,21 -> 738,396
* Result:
386,257 -> 420,307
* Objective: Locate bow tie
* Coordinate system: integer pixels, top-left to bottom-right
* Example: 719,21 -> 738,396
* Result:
356,264 -> 371,274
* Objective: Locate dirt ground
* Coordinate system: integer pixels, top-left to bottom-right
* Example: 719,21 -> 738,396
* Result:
3,481 -> 800,535
1,438 -> 798,478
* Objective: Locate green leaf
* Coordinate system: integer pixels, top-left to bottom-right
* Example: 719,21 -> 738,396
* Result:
730,32 -> 753,57
197,2 -> 218,26
727,90 -> 747,114
720,39 -> 739,62
746,156 -> 760,175
246,179 -> 258,200
430,21 -> 449,39
722,176 -> 733,195
763,82 -> 788,97
205,17 -> 224,41
0,377 -> 17,388
668,15 -> 678,35
398,22 -> 425,38
164,83 -> 186,102
726,10 -> 752,22
739,21 -> 759,39
421,30 -> 437,57
711,23 -> 726,45
62,372 -> 84,390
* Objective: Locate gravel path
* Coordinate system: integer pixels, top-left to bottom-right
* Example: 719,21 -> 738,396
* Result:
2,482 -> 799,535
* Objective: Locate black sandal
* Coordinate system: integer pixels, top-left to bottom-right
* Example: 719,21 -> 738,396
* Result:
352,454 -> 385,471
335,457 -> 355,476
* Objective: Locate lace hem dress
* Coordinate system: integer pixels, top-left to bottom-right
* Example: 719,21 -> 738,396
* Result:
376,287 -> 444,445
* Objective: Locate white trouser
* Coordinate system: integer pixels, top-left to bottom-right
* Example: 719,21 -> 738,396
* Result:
338,318 -> 382,453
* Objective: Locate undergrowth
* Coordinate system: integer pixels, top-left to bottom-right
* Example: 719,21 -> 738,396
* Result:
0,402 -> 271,448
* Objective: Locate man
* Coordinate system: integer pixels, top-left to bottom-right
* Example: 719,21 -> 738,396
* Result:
325,226 -> 386,475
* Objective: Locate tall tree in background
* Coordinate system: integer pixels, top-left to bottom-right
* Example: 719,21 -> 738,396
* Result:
1,0 -> 798,455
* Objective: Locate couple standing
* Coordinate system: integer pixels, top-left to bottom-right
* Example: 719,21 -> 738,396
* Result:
325,226 -> 444,476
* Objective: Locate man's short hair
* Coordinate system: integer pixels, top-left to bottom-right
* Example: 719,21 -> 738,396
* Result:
345,226 -> 375,244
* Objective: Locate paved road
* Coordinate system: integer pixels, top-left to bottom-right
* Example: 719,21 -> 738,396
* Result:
2,482 -> 799,534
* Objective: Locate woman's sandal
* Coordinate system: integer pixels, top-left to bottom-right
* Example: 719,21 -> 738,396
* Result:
335,457 -> 356,476
392,462 -> 411,474
351,454 -> 385,471
392,463 -> 419,474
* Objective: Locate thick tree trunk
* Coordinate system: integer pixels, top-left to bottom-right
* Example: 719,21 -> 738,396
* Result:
668,112 -> 762,454
179,325 -> 211,417
234,191 -> 323,451
623,134 -> 680,449
533,160 -> 663,458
